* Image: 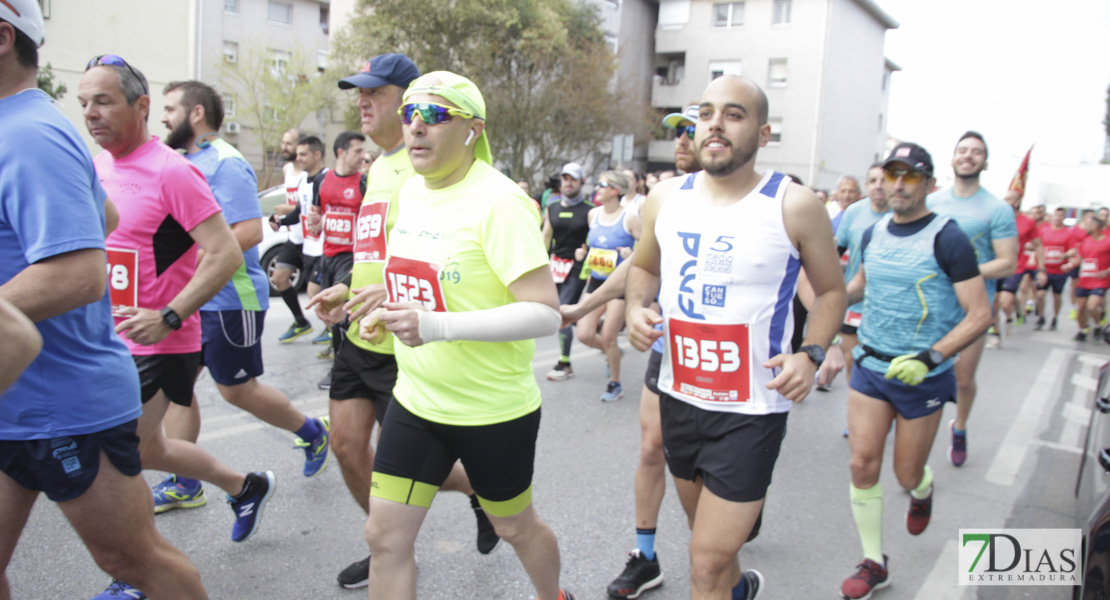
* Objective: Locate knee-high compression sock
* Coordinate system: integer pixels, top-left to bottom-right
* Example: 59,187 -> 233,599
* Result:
911,465 -> 934,499
635,528 -> 656,560
280,287 -> 308,326
850,482 -> 884,565
558,325 -> 573,361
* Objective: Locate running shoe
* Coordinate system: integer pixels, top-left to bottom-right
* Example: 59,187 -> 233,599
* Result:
737,569 -> 764,599
907,486 -> 933,535
1102,313 -> 1108,327
601,381 -> 624,402
559,590 -> 577,600
839,555 -> 889,600
316,346 -> 334,359
1096,325 -> 1105,340
546,361 -> 573,380
293,417 -> 330,477
1071,308 -> 1078,320
278,322 -> 313,343
317,372 -> 331,391
948,419 -> 967,467
1075,328 -> 1089,342
151,474 -> 206,514
1051,317 -> 1058,331
337,554 -> 370,589
91,580 -> 146,599
228,471 -> 276,542
1035,316 -> 1045,331
470,495 -> 501,554
312,329 -> 333,345
985,333 -> 1001,349
607,549 -> 663,599
1025,300 -> 1035,314
1015,313 -> 1024,328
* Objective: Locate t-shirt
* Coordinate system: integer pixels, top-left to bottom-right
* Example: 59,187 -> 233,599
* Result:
1015,213 -> 1040,274
297,169 -> 328,257
860,214 -> 981,283
316,170 -> 365,257
835,200 -> 890,316
1078,235 -> 1110,290
0,89 -> 141,439
187,139 -> 269,312
387,160 -> 549,426
926,186 -> 1017,301
98,137 -> 223,355
1070,225 -> 1089,253
1040,223 -> 1072,275
346,146 -> 413,356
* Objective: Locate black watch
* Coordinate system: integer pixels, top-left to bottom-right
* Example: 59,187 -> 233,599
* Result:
798,344 -> 825,367
917,348 -> 944,371
160,306 -> 183,331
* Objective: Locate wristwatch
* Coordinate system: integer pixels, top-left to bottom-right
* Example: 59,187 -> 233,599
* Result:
160,306 -> 183,331
798,344 -> 825,367
917,348 -> 944,370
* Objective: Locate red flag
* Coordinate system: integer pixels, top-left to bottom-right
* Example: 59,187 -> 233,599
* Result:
1008,144 -> 1034,200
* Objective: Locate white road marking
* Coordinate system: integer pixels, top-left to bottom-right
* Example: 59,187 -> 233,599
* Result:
914,540 -> 966,600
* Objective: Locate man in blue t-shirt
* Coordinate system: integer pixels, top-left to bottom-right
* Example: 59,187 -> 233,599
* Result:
925,131 -> 1018,467
0,3 -> 206,596
838,143 -> 992,600
155,81 -> 331,513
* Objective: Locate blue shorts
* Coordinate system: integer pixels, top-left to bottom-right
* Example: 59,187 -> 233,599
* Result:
0,419 -> 142,502
1077,287 -> 1108,298
850,362 -> 956,420
1000,271 -> 1027,294
201,310 -> 265,386
1041,273 -> 1068,294
1071,267 -> 1081,279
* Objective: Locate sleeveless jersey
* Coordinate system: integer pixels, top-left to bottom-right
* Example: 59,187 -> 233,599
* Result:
585,207 -> 636,281
285,168 -> 305,244
656,171 -> 799,415
318,170 -> 363,257
297,169 -> 327,257
854,214 -> 961,375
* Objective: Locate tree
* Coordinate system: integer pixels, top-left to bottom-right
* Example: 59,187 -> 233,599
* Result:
216,39 -> 335,187
331,0 -> 653,185
37,62 -> 66,100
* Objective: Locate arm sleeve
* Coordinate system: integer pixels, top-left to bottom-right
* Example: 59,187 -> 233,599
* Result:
934,221 -> 981,283
278,203 -> 301,226
311,172 -> 325,207
417,301 -> 561,343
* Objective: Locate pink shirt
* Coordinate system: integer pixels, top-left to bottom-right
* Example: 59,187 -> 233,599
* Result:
97,137 -> 222,355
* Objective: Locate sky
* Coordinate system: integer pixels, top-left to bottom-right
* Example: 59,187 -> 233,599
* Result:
875,0 -> 1110,195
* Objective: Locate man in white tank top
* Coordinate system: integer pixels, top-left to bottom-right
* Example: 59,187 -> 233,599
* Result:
626,75 -> 847,600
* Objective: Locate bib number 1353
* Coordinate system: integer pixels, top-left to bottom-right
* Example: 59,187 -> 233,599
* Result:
383,255 -> 449,313
668,319 -> 751,403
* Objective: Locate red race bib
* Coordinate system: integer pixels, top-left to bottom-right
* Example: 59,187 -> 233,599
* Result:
844,311 -> 862,327
301,214 -> 321,241
668,318 -> 751,403
285,186 -> 298,206
384,256 -> 448,312
353,201 -> 389,263
550,256 -> 574,284
323,211 -> 355,246
105,247 -> 138,317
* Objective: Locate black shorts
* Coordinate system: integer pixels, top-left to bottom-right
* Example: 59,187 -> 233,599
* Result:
320,252 -> 355,289
1077,287 -> 1107,298
330,342 -> 396,426
201,310 -> 265,386
1041,273 -> 1068,294
995,278 -> 1005,294
275,241 -> 304,270
644,349 -> 663,395
556,263 -> 588,307
0,419 -> 142,502
303,254 -> 323,286
659,393 -> 788,503
371,401 -> 540,517
1071,267 -> 1081,279
840,323 -> 858,335
134,352 -> 202,406
1000,271 -> 1026,294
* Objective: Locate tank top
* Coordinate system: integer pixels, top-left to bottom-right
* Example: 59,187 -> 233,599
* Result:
585,207 -> 636,281
318,170 -> 363,257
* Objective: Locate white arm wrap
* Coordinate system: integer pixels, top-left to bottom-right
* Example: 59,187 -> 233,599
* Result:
417,301 -> 561,344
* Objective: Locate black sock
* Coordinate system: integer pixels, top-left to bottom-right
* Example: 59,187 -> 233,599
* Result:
280,287 -> 308,326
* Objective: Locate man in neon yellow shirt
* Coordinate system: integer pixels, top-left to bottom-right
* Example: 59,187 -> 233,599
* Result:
364,71 -> 574,600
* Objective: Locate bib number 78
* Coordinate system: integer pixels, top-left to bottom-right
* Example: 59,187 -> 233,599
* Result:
673,335 -> 741,373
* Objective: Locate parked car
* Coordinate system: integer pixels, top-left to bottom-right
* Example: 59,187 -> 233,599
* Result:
1075,361 -> 1110,599
257,185 -> 306,296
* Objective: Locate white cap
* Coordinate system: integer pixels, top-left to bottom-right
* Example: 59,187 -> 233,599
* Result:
0,0 -> 44,47
561,162 -> 584,181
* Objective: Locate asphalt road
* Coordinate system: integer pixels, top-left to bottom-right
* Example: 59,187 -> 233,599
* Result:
7,298 -> 1107,600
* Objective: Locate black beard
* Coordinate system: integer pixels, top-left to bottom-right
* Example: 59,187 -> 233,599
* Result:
700,135 -> 758,178
164,119 -> 195,150
282,150 -> 296,162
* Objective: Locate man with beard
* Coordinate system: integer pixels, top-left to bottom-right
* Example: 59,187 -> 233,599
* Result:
627,75 -> 846,599
269,128 -> 314,342
150,81 -> 330,515
925,132 -> 1017,467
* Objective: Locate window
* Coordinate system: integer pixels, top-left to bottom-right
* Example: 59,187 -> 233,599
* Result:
319,5 -> 330,34
707,60 -> 741,82
268,1 -> 292,24
773,0 -> 791,24
223,94 -> 236,118
768,58 -> 787,87
224,0 -> 238,13
270,49 -> 291,75
712,2 -> 744,27
222,41 -> 238,64
605,32 -> 618,55
769,118 -> 782,144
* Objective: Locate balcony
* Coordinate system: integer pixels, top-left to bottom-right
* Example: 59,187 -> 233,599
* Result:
652,75 -> 697,109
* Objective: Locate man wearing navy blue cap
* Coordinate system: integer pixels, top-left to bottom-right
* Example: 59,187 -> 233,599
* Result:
307,53 -> 497,589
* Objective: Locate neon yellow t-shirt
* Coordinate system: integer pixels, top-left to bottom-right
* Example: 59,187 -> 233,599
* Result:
387,160 -> 548,425
345,147 -> 413,355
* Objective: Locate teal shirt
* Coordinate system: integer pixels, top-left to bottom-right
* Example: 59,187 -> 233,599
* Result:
926,186 -> 1017,302
836,200 -> 890,316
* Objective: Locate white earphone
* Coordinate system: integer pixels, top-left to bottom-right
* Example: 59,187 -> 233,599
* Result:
464,130 -> 476,146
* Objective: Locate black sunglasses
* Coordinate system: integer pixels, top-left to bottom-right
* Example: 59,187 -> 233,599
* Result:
86,54 -> 148,95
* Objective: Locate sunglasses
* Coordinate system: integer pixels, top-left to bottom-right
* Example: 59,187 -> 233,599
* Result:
596,181 -> 612,189
679,125 -> 696,140
86,54 -> 148,94
883,167 -> 928,184
398,102 -> 474,125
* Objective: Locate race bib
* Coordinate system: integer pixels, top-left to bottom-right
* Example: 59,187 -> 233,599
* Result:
1024,249 -> 1036,270
844,311 -> 862,327
384,256 -> 448,313
353,201 -> 389,263
323,211 -> 355,246
1082,258 -> 1099,276
585,247 -> 619,278
840,250 -> 850,268
105,247 -> 138,316
301,215 -> 321,241
668,318 -> 751,403
550,255 -> 574,284
285,186 -> 298,206
1045,246 -> 1065,266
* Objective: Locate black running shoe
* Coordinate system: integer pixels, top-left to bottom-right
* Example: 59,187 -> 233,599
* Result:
607,549 -> 663,599
337,554 -> 370,589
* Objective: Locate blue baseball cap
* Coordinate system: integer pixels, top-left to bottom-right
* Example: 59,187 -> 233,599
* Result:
338,53 -> 420,90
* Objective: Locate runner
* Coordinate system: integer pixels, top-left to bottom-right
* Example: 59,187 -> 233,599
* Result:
152,80 -> 330,515
626,75 -> 846,600
838,142 -> 991,600
993,189 -> 1044,345
360,70 -> 574,600
575,169 -> 641,402
1037,207 -> 1072,330
925,131 -> 1017,467
291,136 -> 330,350
78,57 -> 275,598
1072,214 -> 1110,341
270,129 -> 314,342
1068,210 -> 1094,320
542,162 -> 594,381
0,6 -> 207,596
304,54 -> 497,589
